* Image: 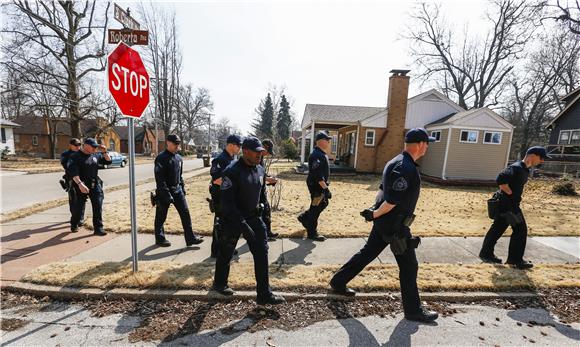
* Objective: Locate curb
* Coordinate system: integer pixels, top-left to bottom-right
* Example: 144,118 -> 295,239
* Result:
4,281 -> 539,303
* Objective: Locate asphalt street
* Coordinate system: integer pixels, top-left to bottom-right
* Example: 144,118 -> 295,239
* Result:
0,158 -> 203,214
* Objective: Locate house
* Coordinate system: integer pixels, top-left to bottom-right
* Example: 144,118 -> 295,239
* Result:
546,86 -> 580,161
299,69 -> 515,181
12,115 -> 121,158
0,118 -> 21,155
423,108 -> 514,180
115,126 -> 165,155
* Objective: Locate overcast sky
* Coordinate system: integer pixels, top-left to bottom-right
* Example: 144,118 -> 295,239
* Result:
127,0 -> 490,134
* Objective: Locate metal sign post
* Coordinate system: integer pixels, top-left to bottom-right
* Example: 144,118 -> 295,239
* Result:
128,117 -> 138,272
108,4 -> 149,273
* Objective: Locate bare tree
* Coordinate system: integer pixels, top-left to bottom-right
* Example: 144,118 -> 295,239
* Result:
501,26 -> 580,158
542,0 -> 580,34
1,1 -> 111,138
139,3 -> 182,137
407,0 -> 542,109
178,84 -> 213,142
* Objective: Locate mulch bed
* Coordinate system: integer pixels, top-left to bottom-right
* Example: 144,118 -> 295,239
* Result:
1,288 -> 578,343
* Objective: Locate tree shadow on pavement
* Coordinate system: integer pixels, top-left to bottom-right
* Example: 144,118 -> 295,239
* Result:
328,300 -> 381,347
122,244 -> 201,262
491,264 -> 579,341
1,221 -> 69,243
161,306 -> 281,346
274,238 -> 317,266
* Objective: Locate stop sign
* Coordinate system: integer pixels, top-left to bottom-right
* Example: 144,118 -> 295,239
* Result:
108,42 -> 150,118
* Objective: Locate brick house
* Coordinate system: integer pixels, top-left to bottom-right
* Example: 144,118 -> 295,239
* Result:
115,125 -> 165,155
12,115 -> 121,158
300,69 -> 514,180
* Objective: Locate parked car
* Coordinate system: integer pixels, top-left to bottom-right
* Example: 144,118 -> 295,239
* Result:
99,151 -> 127,169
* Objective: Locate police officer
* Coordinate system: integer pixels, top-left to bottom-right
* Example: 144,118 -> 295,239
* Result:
212,136 -> 285,305
329,128 -> 438,323
60,138 -> 83,228
260,139 -> 280,241
209,134 -> 243,257
66,138 -> 112,235
154,134 -> 204,247
479,146 -> 550,269
297,132 -> 332,241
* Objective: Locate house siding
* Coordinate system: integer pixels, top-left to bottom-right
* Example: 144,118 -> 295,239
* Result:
548,101 -> 580,144
419,128 -> 449,178
445,129 -> 512,180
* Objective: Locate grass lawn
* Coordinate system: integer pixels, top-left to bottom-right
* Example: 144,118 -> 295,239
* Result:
99,163 -> 579,237
22,261 -> 580,292
0,158 -> 63,173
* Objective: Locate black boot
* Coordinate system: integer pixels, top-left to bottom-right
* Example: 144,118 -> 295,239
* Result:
405,307 -> 438,322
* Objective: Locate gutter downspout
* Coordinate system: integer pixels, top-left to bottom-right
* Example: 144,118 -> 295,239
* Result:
441,127 -> 452,180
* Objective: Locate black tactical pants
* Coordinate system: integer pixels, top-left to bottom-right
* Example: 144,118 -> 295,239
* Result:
71,184 -> 104,233
154,189 -> 196,244
299,191 -> 328,236
330,225 -> 422,316
68,181 -> 84,227
214,216 -> 272,299
481,209 -> 528,263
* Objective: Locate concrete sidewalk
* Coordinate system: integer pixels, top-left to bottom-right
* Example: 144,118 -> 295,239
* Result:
67,234 -> 580,265
0,167 -> 210,286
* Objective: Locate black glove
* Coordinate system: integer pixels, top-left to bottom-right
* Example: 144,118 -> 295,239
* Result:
360,208 -> 374,222
150,191 -> 157,207
324,188 -> 332,200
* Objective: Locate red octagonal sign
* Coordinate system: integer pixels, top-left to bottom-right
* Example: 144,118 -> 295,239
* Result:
108,42 -> 150,118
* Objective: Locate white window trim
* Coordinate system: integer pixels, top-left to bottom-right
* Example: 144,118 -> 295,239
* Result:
571,129 -> 580,144
331,135 -> 338,153
364,129 -> 375,146
558,130 -> 571,144
459,130 -> 478,144
483,131 -> 502,145
430,130 -> 441,142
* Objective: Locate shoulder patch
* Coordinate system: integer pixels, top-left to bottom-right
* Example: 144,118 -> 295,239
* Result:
221,176 -> 233,190
312,159 -> 320,170
392,177 -> 408,191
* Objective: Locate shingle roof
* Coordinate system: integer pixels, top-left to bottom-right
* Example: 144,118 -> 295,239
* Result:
303,104 -> 385,124
0,118 -> 21,127
425,109 -> 480,126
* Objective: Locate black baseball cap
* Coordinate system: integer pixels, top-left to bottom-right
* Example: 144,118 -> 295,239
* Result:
242,136 -> 265,152
166,134 -> 181,144
526,146 -> 551,159
70,138 -> 81,146
226,134 -> 243,146
262,139 -> 275,155
315,132 -> 332,141
84,138 -> 99,147
405,128 -> 436,143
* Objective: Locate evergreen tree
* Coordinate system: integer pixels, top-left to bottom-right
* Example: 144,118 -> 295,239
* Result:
251,93 -> 274,139
276,94 -> 292,140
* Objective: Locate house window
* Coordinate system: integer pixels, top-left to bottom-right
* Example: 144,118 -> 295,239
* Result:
365,129 -> 375,146
558,131 -> 571,144
1,128 -> 6,143
109,139 -> 115,151
571,130 -> 580,144
430,130 -> 441,142
483,131 -> 502,144
32,135 -> 38,146
331,135 -> 337,153
460,130 -> 478,143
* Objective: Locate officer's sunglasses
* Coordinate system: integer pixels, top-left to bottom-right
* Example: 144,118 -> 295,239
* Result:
73,143 -> 81,147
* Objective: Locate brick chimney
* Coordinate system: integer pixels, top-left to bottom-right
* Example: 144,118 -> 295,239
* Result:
375,69 -> 410,170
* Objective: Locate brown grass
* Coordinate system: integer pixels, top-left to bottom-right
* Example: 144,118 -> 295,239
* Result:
101,167 -> 580,237
0,158 -> 62,173
22,261 -> 580,291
